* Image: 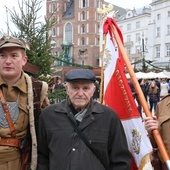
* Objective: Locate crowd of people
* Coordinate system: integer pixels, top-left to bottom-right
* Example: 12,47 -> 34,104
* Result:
1,33 -> 170,170
129,77 -> 170,169
129,77 -> 170,117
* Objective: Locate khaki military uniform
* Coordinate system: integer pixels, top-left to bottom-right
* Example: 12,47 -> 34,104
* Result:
155,94 -> 170,170
0,72 -> 48,170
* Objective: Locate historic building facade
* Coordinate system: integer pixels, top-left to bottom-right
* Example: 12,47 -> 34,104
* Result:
46,0 -> 170,72
46,0 -> 105,68
117,0 -> 170,70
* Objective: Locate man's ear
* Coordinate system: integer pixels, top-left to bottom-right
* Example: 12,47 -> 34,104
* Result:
65,84 -> 69,95
22,56 -> 28,66
93,84 -> 96,93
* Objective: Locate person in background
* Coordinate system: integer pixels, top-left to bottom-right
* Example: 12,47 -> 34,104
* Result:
155,77 -> 161,101
128,79 -> 136,99
136,78 -> 148,119
93,80 -> 100,100
167,79 -> 170,93
0,34 -> 49,170
148,80 -> 159,114
160,79 -> 169,99
38,68 -> 132,170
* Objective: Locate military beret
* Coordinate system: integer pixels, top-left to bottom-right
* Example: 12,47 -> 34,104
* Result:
65,69 -> 96,83
0,34 -> 29,50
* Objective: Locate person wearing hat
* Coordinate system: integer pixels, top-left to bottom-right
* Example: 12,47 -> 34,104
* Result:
0,34 -> 49,170
37,68 -> 132,170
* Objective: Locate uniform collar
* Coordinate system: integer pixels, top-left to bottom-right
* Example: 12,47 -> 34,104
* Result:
0,71 -> 27,93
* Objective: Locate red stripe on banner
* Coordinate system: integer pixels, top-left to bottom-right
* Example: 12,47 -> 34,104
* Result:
104,56 -> 139,119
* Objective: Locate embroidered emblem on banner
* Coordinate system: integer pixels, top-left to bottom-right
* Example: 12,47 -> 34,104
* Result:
132,129 -> 141,154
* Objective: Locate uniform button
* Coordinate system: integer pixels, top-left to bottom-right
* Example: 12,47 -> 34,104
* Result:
72,148 -> 76,151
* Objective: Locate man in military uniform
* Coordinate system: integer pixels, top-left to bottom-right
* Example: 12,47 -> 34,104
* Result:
0,34 -> 49,170
144,94 -> 170,170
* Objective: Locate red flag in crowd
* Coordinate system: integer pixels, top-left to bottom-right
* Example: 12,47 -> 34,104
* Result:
102,17 -> 152,169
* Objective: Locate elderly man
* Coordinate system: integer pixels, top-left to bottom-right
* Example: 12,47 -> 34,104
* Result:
38,68 -> 131,170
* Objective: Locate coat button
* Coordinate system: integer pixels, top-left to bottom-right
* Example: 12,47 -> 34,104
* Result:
91,117 -> 94,120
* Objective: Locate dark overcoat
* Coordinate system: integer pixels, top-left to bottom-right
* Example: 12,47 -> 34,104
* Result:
38,99 -> 131,170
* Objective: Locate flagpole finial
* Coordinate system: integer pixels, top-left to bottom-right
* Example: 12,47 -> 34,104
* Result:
97,3 -> 118,20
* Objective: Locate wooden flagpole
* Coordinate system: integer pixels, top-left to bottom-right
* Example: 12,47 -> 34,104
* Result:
110,24 -> 170,169
99,35 -> 107,103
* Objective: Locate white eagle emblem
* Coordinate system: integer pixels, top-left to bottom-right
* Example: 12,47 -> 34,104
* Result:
132,129 -> 141,154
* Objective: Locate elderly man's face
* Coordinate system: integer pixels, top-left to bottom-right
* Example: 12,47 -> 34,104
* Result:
65,81 -> 96,111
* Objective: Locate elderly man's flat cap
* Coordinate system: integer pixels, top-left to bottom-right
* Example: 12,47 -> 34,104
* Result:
0,34 -> 29,50
65,69 -> 96,82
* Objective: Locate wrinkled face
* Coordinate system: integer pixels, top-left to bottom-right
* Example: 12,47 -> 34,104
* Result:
65,81 -> 96,111
0,47 -> 27,81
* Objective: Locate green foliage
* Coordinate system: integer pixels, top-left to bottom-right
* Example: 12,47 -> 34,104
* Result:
6,0 -> 56,80
48,89 -> 67,104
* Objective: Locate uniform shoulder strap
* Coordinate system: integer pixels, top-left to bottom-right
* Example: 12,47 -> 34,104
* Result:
31,77 -> 43,127
32,77 -> 43,104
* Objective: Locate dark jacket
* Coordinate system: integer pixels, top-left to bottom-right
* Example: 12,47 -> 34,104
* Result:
38,99 -> 131,170
148,87 -> 159,102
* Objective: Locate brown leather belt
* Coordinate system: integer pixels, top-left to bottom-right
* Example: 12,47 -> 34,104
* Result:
0,137 -> 21,148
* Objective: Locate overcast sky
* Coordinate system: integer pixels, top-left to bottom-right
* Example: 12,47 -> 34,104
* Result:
0,0 -> 152,34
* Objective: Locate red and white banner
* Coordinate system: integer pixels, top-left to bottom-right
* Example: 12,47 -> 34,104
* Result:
102,18 -> 152,169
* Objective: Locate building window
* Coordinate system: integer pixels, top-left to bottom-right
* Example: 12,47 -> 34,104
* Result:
65,22 -> 73,43
52,28 -> 56,36
97,37 -> 100,45
127,23 -> 131,31
156,27 -> 160,37
167,25 -> 170,35
157,14 -> 161,20
82,37 -> 85,45
155,46 -> 160,58
135,46 -> 140,54
82,24 -> 85,33
136,21 -> 140,29
52,3 -> 56,13
168,11 -> 170,17
119,26 -> 123,32
82,11 -> 85,20
97,24 -> 100,33
82,0 -> 86,8
127,35 -> 131,42
57,3 -> 59,12
126,46 -> 131,55
48,4 -> 51,13
97,0 -> 101,8
136,33 -> 140,42
166,44 -> 170,56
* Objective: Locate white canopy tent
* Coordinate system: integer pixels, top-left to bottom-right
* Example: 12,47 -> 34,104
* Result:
126,71 -> 170,79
